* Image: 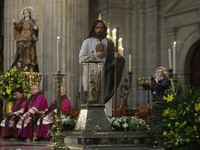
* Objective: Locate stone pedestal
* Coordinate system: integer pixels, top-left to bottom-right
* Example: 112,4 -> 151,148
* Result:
74,104 -> 111,132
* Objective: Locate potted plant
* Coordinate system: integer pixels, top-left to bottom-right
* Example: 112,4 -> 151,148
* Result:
150,82 -> 200,150
0,68 -> 30,114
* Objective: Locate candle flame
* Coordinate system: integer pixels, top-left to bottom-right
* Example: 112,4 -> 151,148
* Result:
118,38 -> 122,41
112,29 -> 117,33
174,41 -> 176,45
57,36 -> 60,40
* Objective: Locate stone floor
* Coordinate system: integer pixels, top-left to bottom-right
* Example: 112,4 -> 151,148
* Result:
0,137 -> 164,150
0,137 -> 52,150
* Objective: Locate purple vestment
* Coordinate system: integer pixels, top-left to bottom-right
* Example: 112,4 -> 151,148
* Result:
36,96 -> 71,139
17,93 -> 48,139
0,97 -> 26,137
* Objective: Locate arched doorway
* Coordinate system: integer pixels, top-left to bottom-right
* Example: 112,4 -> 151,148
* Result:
191,44 -> 200,90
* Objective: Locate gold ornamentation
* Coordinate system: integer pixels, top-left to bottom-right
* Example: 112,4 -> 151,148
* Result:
134,139 -> 138,144
98,14 -> 101,20
21,72 -> 42,89
21,5 -> 37,17
5,101 -> 15,116
96,43 -> 107,53
137,76 -> 156,90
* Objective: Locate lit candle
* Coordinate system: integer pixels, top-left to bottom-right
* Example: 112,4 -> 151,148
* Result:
118,38 -> 122,48
173,41 -> 176,74
121,48 -> 124,57
112,29 -> 116,46
168,48 -> 172,69
57,36 -> 60,72
107,28 -> 110,39
129,54 -> 131,72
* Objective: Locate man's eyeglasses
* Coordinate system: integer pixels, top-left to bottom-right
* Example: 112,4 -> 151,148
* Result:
31,88 -> 38,90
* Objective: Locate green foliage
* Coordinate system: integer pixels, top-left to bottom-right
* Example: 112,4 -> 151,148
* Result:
150,82 -> 200,150
49,116 -> 76,134
0,68 -> 31,101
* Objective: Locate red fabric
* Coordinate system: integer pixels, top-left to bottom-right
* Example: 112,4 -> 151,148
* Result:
42,124 -> 51,139
17,119 -> 33,138
1,127 -> 13,137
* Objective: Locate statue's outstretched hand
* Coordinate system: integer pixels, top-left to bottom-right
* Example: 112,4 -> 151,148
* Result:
10,17 -> 16,23
34,24 -> 37,30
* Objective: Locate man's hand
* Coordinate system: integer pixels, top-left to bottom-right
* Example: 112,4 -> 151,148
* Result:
41,111 -> 45,115
26,112 -> 31,117
10,18 -> 16,23
7,112 -> 14,117
113,52 -> 121,59
48,112 -> 54,117
96,52 -> 107,59
16,112 -> 20,116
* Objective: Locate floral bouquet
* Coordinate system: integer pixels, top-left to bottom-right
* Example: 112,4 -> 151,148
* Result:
49,116 -> 76,134
0,68 -> 30,101
150,82 -> 200,150
108,116 -> 149,131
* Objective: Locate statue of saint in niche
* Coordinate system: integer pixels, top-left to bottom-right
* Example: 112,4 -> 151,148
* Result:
11,8 -> 39,72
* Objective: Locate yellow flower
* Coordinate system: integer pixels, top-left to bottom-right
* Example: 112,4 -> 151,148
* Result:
6,89 -> 11,94
15,74 -> 17,76
165,110 -> 169,114
184,121 -> 187,125
195,103 -> 200,112
18,81 -> 20,83
163,131 -> 167,136
186,107 -> 190,111
175,142 -> 178,146
7,73 -> 10,76
3,92 -> 5,95
4,75 -> 7,77
163,94 -> 174,103
162,108 -> 171,116
11,78 -> 13,80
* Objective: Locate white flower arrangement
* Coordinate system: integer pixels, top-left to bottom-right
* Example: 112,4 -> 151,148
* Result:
109,116 -> 149,131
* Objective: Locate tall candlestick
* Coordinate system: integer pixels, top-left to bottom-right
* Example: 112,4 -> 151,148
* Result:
168,48 -> 172,69
129,54 -> 131,72
57,36 -> 60,72
173,41 -> 176,74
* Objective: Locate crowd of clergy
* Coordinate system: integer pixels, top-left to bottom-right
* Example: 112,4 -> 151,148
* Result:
0,85 -> 71,141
